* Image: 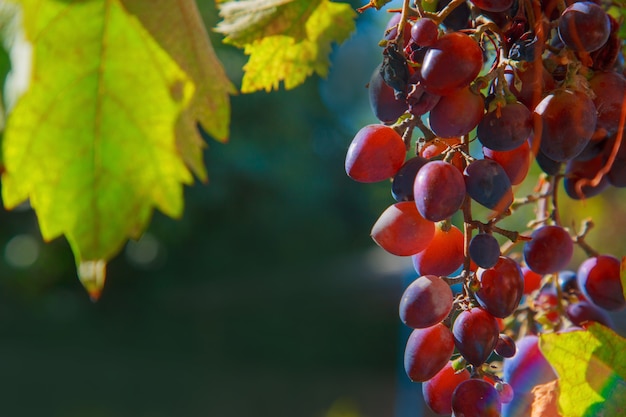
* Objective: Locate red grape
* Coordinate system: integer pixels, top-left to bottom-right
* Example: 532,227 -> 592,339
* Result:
566,300 -> 614,328
371,202 -> 435,256
477,101 -> 533,151
345,124 -> 406,183
428,86 -> 485,138
589,71 -> 626,139
453,307 -> 499,366
495,333 -> 517,358
451,378 -> 502,417
533,89 -> 597,162
475,256 -> 525,318
399,275 -> 453,329
404,323 -> 454,382
413,160 -> 466,221
483,140 -> 532,185
522,266 -> 542,294
420,138 -> 464,171
412,223 -> 464,276
410,18 -> 439,47
577,254 -> 626,310
564,152 -> 611,200
470,0 -> 512,12
523,225 -> 574,274
420,32 -> 483,96
558,2 -> 611,53
422,361 -> 470,415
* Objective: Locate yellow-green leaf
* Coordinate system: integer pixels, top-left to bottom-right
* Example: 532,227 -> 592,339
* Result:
2,0 -> 194,297
539,324 -> 626,417
238,0 -> 356,93
121,0 -> 235,181
216,0 -> 315,47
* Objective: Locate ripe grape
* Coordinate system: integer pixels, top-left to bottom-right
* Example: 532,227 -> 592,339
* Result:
564,153 -> 611,200
399,275 -> 453,329
391,156 -> 428,202
410,18 -> 439,47
482,140 -> 532,185
535,149 -> 562,175
413,160 -> 466,221
495,334 -> 516,358
475,256 -> 525,318
422,361 -> 470,415
420,32 -> 483,95
558,2 -> 611,53
589,71 -> 626,138
368,65 -> 409,124
412,223 -> 464,276
477,101 -> 533,151
371,202 -> 435,256
345,124 -> 406,183
522,266 -> 542,294
558,270 -> 578,294
577,254 -> 626,310
451,379 -> 502,417
566,300 -> 614,328
503,62 -> 555,110
428,87 -> 485,138
453,307 -> 499,366
404,323 -> 454,382
469,233 -> 500,269
523,225 -> 574,274
533,89 -> 597,162
406,81 -> 441,116
464,159 -> 513,212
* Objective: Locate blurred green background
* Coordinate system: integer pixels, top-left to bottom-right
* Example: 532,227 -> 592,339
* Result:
0,2 -> 624,417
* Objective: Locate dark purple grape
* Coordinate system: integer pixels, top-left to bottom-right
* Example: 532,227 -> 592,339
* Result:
406,81 -> 441,116
413,161 -> 466,222
535,149 -> 562,175
391,156 -> 428,201
477,101 -> 532,151
567,300 -> 614,328
577,255 -> 626,311
558,2 -> 610,53
523,225 -> 574,274
469,233 -> 500,269
404,323 -> 454,382
495,334 -> 517,358
463,159 -> 514,212
399,275 -> 453,329
453,308 -> 499,366
475,256 -> 525,318
368,64 -> 409,124
564,153 -> 610,200
451,379 -> 502,417
533,89 -> 597,162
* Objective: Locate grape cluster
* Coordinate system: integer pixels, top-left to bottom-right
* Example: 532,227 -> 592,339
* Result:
346,0 -> 626,415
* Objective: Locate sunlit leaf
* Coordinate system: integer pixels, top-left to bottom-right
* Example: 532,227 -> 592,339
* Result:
216,0 -> 315,47
2,0 -> 194,298
539,324 -> 626,417
237,0 -> 356,93
122,0 -> 235,180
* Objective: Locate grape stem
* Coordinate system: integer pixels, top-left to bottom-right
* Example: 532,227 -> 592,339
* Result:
573,218 -> 600,258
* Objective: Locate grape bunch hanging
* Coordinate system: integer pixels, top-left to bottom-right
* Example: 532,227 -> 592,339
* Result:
346,0 -> 626,415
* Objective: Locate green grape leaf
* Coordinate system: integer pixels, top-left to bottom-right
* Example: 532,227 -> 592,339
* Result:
2,0 -> 194,299
121,0 -> 235,181
216,0 -> 315,47
539,324 -> 626,417
231,0 -> 356,93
